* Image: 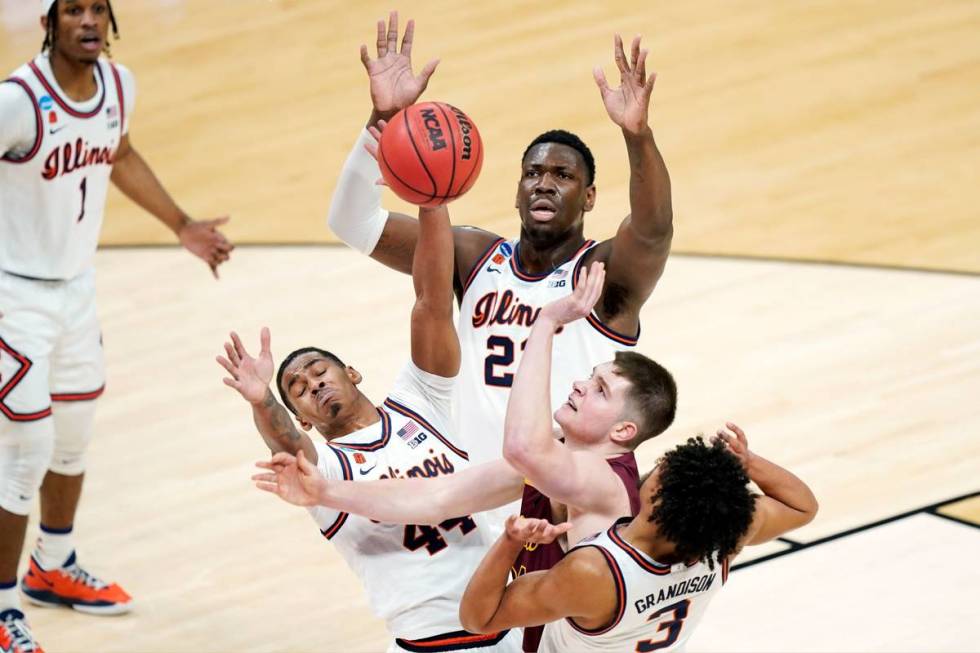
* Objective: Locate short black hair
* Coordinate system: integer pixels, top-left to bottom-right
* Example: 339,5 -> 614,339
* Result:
522,129 -> 596,185
648,437 -> 756,569
276,347 -> 346,415
42,1 -> 121,56
613,351 -> 677,449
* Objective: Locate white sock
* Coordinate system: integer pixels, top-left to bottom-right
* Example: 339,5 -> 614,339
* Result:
34,525 -> 74,570
0,580 -> 19,611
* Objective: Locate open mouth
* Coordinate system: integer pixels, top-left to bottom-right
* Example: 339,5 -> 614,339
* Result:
529,198 -> 558,222
79,35 -> 102,52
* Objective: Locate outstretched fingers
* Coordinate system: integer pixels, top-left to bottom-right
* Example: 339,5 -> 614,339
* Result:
400,18 -> 414,57
386,11 -> 399,57
613,34 -> 628,76
375,18 -> 387,57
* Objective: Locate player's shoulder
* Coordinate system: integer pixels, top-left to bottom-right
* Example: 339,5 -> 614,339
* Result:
558,543 -> 618,583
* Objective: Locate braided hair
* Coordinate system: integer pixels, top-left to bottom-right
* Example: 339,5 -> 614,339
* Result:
42,1 -> 120,58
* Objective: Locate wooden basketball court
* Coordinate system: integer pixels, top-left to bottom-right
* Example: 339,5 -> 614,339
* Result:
1,1 -> 978,651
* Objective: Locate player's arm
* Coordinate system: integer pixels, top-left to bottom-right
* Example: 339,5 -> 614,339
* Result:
460,516 -> 617,634
503,263 -> 627,514
111,133 -> 233,278
217,328 -> 317,461
254,454 -> 524,524
718,423 -> 818,547
0,82 -> 37,159
327,12 -> 500,283
589,35 -> 672,329
409,205 -> 459,376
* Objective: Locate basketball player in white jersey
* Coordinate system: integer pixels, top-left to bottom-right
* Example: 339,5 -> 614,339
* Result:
0,1 -> 232,649
327,14 -> 673,528
459,424 -> 818,653
218,205 -> 518,653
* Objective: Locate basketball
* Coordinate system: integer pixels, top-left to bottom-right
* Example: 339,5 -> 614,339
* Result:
378,101 -> 484,207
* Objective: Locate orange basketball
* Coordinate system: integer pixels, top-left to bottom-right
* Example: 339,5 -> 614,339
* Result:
378,102 -> 484,207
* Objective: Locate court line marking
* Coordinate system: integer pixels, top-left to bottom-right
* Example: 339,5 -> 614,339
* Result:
733,489 -> 980,572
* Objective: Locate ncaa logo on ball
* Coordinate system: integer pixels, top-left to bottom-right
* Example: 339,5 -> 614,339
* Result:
420,107 -> 447,151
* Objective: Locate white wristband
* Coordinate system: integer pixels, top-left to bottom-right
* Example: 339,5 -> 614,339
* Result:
326,129 -> 390,255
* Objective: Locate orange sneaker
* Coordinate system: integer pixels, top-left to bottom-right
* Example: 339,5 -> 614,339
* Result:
21,553 -> 132,616
0,608 -> 43,653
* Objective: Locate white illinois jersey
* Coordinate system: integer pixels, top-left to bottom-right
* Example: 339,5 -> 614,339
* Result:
0,54 -> 133,280
307,362 -> 512,650
539,518 -> 729,653
455,238 -> 639,514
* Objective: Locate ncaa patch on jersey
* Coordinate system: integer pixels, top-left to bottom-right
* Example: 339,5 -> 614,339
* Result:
39,95 -> 53,111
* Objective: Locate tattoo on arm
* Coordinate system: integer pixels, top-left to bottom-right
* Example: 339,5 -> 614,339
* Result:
261,390 -> 302,446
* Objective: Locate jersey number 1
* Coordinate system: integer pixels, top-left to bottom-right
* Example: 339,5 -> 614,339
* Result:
77,177 -> 88,223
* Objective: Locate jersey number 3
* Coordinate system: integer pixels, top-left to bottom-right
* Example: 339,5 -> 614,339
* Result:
636,599 -> 691,652
403,516 -> 477,556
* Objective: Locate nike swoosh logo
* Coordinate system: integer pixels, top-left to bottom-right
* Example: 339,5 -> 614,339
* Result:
359,463 -> 377,476
49,124 -> 70,135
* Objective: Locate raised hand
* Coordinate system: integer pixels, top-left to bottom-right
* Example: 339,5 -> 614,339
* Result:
504,515 -> 572,546
593,34 -> 656,135
252,450 -> 325,507
216,327 -> 274,405
178,216 -> 234,279
715,422 -> 756,470
361,11 -> 439,119
539,261 -> 605,327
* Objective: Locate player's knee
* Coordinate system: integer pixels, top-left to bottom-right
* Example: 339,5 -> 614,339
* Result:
49,401 -> 97,476
0,418 -> 56,515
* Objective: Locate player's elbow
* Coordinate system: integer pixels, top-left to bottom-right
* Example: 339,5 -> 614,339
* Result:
458,603 -> 492,634
502,433 -> 532,473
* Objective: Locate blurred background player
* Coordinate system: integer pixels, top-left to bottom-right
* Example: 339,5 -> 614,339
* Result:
459,424 -> 819,653
218,205 -> 518,653
327,13 -> 673,530
0,0 -> 232,649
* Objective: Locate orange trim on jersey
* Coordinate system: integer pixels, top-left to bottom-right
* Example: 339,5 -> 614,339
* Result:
29,61 -> 106,118
608,523 -> 673,575
461,237 -> 506,295
108,63 -> 125,137
721,557 -> 730,584
572,243 -> 641,346
565,545 -> 626,636
395,628 -> 509,652
51,385 -> 105,402
510,239 -> 595,282
320,446 -> 353,539
383,398 -> 469,460
0,337 -> 52,422
0,78 -> 43,164
327,408 -> 391,451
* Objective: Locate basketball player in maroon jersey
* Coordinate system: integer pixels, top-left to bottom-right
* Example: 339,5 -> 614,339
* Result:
328,13 -> 674,485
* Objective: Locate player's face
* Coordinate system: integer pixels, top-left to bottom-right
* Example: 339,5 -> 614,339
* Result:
46,0 -> 111,65
516,143 -> 595,246
280,353 -> 358,431
554,361 -> 633,446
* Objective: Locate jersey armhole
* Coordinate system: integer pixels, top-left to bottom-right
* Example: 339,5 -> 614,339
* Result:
0,78 -> 43,164
108,63 -> 126,137
460,237 -> 506,296
572,244 -> 641,346
564,545 -> 627,636
319,446 -> 353,540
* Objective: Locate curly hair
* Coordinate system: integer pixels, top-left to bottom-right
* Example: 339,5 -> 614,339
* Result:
42,1 -> 120,57
522,129 -> 596,185
276,347 -> 346,415
648,436 -> 756,569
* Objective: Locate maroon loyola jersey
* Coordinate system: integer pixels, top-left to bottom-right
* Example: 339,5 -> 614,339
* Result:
513,451 -> 641,652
